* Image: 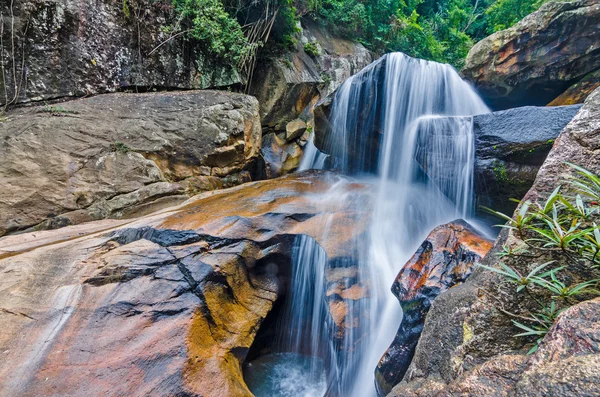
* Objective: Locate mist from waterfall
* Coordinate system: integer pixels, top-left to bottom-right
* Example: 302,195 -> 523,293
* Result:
273,52 -> 489,397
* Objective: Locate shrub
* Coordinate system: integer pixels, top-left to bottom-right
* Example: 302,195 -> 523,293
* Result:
169,0 -> 250,65
303,41 -> 321,57
111,141 -> 131,153
481,162 -> 600,353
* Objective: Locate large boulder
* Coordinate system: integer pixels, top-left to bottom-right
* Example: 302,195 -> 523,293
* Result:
387,88 -> 600,396
473,104 -> 581,215
376,220 -> 492,396
0,90 -> 261,236
0,0 -> 240,106
0,171 -> 371,397
462,0 -> 600,110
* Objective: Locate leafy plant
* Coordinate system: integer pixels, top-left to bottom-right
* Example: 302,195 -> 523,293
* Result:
168,0 -> 250,65
42,105 -> 76,115
480,162 -> 600,354
111,141 -> 131,153
303,41 -> 321,57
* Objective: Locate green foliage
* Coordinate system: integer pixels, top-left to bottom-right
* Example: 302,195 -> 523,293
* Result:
42,105 -> 76,115
111,141 -> 132,153
480,163 -> 600,354
303,41 -> 321,57
223,0 -> 300,48
122,0 -> 131,18
169,0 -> 250,64
486,0 -> 551,33
306,0 -> 552,68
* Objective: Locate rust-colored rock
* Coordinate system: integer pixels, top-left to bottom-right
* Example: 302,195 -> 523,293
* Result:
376,220 -> 492,396
462,0 -> 600,109
0,171 -> 370,397
548,69 -> 600,106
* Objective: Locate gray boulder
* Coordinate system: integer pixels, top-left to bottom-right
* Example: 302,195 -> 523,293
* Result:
474,104 -> 582,215
0,90 -> 261,236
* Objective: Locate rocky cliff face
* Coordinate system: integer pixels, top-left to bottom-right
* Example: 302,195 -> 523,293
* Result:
0,90 -> 261,236
0,171 -> 370,397
462,0 -> 600,109
388,87 -> 600,397
0,0 -> 241,106
251,19 -> 373,178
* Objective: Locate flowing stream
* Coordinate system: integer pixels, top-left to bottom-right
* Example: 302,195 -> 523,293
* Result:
245,52 -> 490,397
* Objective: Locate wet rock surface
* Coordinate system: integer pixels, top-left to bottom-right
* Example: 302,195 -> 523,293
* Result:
387,88 -> 600,397
462,0 -> 600,109
474,104 -> 581,215
250,19 -> 373,177
376,220 -> 492,396
0,171 -> 371,397
0,90 -> 261,236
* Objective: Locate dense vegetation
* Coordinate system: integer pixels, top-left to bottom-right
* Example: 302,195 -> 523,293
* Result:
170,0 -> 552,70
302,0 -> 553,68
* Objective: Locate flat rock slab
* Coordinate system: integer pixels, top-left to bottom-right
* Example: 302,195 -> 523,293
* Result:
0,171 -> 371,397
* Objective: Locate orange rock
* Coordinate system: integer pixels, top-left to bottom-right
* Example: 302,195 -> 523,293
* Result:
0,171 -> 370,396
376,220 -> 492,396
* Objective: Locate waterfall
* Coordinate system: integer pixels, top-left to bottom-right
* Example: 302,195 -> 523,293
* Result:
251,52 -> 489,397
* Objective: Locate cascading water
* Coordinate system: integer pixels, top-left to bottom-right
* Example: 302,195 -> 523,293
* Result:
247,52 -> 490,397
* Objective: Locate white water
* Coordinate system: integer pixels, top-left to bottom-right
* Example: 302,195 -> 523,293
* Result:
263,52 -> 490,396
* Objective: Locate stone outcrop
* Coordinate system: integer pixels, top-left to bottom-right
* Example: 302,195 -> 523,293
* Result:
0,90 -> 261,236
251,19 -> 372,133
473,104 -> 581,215
462,0 -> 600,109
0,0 -> 241,106
387,88 -> 600,396
250,19 -> 372,177
0,171 -> 371,397
375,220 -> 492,396
549,69 -> 600,106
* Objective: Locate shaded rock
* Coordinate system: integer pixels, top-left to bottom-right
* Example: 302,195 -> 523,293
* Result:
286,118 -> 308,141
251,19 -> 372,176
462,0 -> 600,109
251,19 -> 372,133
0,0 -> 241,106
260,133 -> 304,179
387,89 -> 600,396
0,90 -> 261,236
0,171 -> 371,397
473,104 -> 581,215
376,220 -> 492,396
549,69 -> 600,106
